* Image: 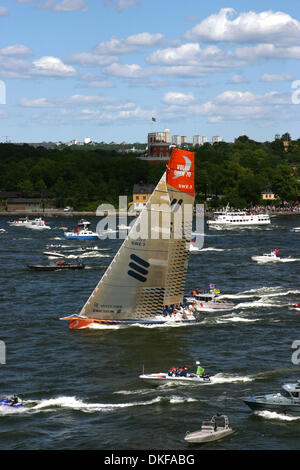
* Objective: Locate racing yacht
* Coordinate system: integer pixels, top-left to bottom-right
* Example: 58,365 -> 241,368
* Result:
60,148 -> 197,328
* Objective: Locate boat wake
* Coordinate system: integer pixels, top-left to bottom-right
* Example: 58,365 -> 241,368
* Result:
210,373 -> 254,384
65,252 -> 111,259
0,394 -> 197,414
254,410 -> 300,421
199,247 -> 228,252
233,299 -> 286,310
220,286 -> 300,301
203,314 -> 259,324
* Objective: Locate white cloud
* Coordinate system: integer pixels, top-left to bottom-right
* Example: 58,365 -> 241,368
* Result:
234,43 -> 300,61
0,56 -> 31,79
162,91 -> 195,105
184,8 -> 300,46
19,93 -> 114,108
76,74 -> 114,88
36,0 -> 88,12
67,52 -> 117,67
31,56 -> 76,77
19,97 -> 53,107
102,62 -> 148,78
146,43 -> 249,74
155,65 -> 209,78
147,43 -> 202,65
146,40 -> 300,79
160,88 -> 295,125
214,90 -> 290,106
260,73 -> 294,82
0,6 -> 9,16
227,74 -> 249,84
0,44 -> 33,57
17,0 -> 89,10
94,32 -> 164,55
102,0 -> 140,12
67,93 -> 111,105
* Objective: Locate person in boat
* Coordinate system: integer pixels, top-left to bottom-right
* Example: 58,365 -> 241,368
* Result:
196,361 -> 205,377
10,395 -> 19,406
180,366 -> 188,377
168,305 -> 174,314
174,304 -> 184,315
168,366 -> 174,376
211,416 -> 217,432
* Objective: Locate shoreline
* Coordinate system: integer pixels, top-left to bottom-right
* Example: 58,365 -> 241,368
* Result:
0,210 -> 300,218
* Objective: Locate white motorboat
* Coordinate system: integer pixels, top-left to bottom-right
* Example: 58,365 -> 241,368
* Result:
64,220 -> 100,240
184,285 -> 234,312
26,218 -> 51,230
8,217 -> 50,230
251,249 -> 280,263
43,251 -> 65,259
8,217 -> 30,227
207,204 -> 270,229
139,372 -> 211,386
291,227 -> 300,232
139,362 -> 211,385
0,228 -> 6,234
185,415 -> 233,443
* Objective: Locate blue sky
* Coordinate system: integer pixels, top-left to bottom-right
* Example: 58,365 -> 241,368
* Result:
1,0 -> 300,143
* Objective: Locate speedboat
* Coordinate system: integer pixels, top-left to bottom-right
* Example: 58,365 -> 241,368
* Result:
28,260 -> 85,271
251,249 -> 280,263
139,361 -> 211,386
43,251 -> 65,259
0,228 -> 6,234
8,217 -> 30,227
184,415 -> 233,443
243,381 -> 300,415
64,220 -> 100,239
25,218 -> 51,230
139,373 -> 211,386
291,227 -> 300,232
293,303 -> 300,311
184,285 -> 234,312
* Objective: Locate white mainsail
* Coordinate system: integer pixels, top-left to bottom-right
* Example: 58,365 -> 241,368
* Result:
61,148 -> 195,327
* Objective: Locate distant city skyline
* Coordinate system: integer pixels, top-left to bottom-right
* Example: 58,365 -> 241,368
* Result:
1,1 -> 300,143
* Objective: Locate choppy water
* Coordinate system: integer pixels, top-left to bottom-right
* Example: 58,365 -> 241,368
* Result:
0,214 -> 300,450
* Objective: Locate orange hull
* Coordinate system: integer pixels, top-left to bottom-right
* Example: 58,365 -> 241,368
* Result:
59,316 -> 121,329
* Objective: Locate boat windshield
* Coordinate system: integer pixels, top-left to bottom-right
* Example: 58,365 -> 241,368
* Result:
202,420 -> 214,429
197,296 -> 213,302
281,389 -> 292,398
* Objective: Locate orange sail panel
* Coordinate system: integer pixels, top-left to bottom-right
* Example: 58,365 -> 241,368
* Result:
166,148 -> 194,197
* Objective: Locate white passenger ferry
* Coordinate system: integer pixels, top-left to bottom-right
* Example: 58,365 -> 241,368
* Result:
207,204 -> 270,229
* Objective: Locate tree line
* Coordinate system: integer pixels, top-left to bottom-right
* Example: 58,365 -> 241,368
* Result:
0,135 -> 299,210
